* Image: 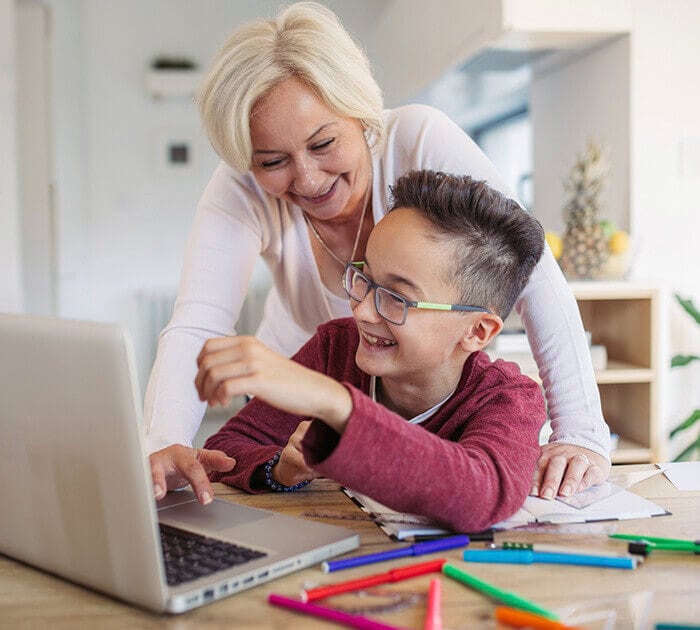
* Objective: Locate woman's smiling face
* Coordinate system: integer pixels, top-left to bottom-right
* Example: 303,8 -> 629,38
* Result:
249,76 -> 370,223
351,207 -> 474,384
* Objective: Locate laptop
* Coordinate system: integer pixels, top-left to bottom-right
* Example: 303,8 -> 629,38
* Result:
0,313 -> 359,613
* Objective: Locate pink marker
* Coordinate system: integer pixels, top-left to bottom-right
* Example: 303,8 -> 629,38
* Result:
424,578 -> 442,630
268,593 -> 407,630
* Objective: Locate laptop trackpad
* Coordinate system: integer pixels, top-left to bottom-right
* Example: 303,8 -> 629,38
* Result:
158,498 -> 271,533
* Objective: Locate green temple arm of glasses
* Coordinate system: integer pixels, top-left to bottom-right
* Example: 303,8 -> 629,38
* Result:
413,301 -> 492,314
348,262 -> 492,315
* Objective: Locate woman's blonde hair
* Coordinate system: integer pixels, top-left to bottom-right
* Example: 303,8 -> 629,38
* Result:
197,2 -> 385,172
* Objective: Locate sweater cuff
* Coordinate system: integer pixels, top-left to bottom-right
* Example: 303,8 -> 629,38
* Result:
302,419 -> 341,465
302,381 -> 361,466
301,383 -> 382,477
209,444 -> 280,493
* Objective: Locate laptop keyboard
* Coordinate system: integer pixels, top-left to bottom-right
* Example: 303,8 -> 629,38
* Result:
159,523 -> 268,586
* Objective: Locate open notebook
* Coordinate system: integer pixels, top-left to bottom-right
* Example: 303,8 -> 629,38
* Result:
494,481 -> 669,529
344,482 -> 669,540
343,488 -> 450,540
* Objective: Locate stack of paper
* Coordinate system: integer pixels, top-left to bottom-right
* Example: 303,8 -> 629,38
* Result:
488,330 -> 531,353
487,345 -> 607,374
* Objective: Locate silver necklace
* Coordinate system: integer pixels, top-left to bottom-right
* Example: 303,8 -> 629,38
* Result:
304,169 -> 371,268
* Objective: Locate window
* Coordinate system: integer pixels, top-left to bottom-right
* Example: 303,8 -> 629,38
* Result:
473,111 -> 532,210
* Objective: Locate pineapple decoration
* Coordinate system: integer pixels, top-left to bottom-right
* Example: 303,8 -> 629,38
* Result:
560,141 -> 609,280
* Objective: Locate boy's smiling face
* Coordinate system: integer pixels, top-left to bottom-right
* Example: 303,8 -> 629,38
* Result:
351,207 -> 486,387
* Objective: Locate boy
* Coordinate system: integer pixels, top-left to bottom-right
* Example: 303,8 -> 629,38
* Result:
151,170 -> 546,532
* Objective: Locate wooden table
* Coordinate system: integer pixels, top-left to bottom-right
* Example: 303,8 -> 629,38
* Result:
1,465 -> 698,628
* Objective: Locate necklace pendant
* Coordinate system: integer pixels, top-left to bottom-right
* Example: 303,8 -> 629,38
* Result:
304,171 -> 372,269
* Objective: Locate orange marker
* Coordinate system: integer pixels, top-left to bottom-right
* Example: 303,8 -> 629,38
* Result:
495,606 -> 583,630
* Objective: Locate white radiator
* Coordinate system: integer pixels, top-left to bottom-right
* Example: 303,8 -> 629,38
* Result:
137,289 -> 176,378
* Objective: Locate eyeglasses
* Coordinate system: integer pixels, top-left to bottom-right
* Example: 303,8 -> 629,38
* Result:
343,262 -> 492,326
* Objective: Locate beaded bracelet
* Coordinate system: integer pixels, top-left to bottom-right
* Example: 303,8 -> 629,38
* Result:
264,450 -> 312,492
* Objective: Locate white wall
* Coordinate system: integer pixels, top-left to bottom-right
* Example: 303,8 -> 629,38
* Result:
17,2 -> 54,315
629,0 -> 700,457
531,36 -> 631,233
0,0 -> 23,312
49,0 -> 89,318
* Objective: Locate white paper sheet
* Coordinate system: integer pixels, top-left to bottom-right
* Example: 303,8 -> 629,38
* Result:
662,461 -> 700,491
493,483 -> 669,529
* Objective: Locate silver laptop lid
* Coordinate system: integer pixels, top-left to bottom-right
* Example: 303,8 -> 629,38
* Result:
0,314 -> 168,611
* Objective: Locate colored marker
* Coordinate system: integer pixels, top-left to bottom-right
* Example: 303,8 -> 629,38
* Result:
495,606 -> 584,629
627,540 -> 700,555
609,534 -> 700,555
609,534 -> 700,549
424,578 -> 442,630
302,559 -> 447,602
408,529 -> 494,543
502,541 -> 642,561
268,593 -> 407,630
322,535 -> 469,572
442,563 -> 559,620
463,548 -> 636,569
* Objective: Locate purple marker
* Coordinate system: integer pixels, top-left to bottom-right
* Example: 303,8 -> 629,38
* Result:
321,535 -> 470,573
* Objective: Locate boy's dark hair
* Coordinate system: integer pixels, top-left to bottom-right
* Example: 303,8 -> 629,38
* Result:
388,170 -> 545,318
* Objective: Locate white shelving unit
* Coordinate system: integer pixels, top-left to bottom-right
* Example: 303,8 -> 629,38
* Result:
489,281 -> 665,464
569,281 -> 665,464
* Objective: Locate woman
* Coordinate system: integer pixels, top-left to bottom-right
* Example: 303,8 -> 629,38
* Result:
146,2 -> 610,502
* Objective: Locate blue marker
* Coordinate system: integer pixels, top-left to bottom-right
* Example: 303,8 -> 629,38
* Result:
321,535 -> 470,573
463,549 -> 636,570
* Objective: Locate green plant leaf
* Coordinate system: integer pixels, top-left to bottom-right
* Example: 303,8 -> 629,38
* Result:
674,293 -> 700,325
671,354 -> 700,367
673,434 -> 700,462
670,408 -> 700,438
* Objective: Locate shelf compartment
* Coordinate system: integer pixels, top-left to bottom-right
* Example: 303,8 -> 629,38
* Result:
611,437 -> 652,464
577,298 -> 653,369
599,382 -> 653,452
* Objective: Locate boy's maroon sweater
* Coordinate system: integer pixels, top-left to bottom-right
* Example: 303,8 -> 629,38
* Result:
205,318 -> 545,532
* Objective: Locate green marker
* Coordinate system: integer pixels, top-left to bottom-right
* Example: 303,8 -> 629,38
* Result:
441,563 -> 559,620
609,534 -> 700,554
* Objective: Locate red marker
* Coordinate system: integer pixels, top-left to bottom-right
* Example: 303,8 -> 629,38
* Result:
301,558 -> 447,602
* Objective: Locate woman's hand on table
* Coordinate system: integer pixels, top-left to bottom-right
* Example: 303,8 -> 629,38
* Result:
149,444 -> 236,505
532,443 -> 611,499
